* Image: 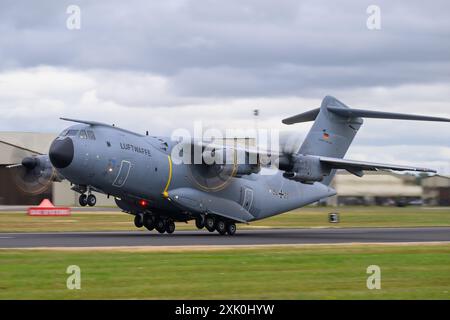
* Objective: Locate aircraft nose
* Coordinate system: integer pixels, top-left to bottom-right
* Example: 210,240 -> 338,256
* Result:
49,137 -> 74,169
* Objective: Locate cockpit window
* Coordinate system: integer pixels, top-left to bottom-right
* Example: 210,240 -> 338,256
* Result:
66,130 -> 79,136
59,130 -> 68,137
79,130 -> 87,139
87,130 -> 96,140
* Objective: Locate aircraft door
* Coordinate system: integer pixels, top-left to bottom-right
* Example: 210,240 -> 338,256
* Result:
241,187 -> 254,212
113,160 -> 132,187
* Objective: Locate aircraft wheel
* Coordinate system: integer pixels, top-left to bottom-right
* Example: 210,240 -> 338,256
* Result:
195,216 -> 205,229
79,194 -> 88,207
143,215 -> 155,231
166,220 -> 176,234
216,220 -> 227,235
226,222 -> 236,236
87,194 -> 96,207
155,219 -> 166,233
205,216 -> 215,232
134,214 -> 144,228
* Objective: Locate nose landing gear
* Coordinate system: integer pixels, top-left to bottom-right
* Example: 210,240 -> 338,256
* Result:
79,194 -> 88,207
78,193 -> 96,207
87,194 -> 96,206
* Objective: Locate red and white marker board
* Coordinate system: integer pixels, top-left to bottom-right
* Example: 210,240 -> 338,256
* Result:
28,199 -> 71,216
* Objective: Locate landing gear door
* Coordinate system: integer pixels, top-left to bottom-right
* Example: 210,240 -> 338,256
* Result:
113,160 -> 131,187
241,187 -> 254,212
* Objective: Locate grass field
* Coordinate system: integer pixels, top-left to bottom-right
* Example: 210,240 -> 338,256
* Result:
0,244 -> 449,299
0,206 -> 449,232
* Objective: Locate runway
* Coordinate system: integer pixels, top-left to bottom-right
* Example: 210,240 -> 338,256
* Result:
1,227 -> 450,248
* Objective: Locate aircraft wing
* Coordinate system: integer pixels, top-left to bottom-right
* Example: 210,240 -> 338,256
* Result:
319,156 -> 436,176
188,139 -> 282,157
173,138 -> 282,167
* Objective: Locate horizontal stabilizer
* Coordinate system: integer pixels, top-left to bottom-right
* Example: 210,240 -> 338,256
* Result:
282,108 -> 320,124
319,156 -> 436,174
282,96 -> 450,125
327,107 -> 450,122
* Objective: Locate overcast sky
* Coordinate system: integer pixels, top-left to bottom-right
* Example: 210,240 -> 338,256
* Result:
0,0 -> 449,173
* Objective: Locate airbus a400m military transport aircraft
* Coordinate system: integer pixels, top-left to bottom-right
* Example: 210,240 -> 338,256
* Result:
10,96 -> 450,235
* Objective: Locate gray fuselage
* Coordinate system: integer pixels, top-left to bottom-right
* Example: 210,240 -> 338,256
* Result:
49,124 -> 335,222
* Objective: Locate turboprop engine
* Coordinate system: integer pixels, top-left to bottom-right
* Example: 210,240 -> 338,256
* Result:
201,147 -> 261,177
281,154 -> 329,184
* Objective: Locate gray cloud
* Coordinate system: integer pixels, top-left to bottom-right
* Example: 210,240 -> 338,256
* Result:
1,0 -> 450,96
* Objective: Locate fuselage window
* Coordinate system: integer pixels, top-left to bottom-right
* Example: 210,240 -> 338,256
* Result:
87,130 -> 96,140
79,130 -> 87,139
66,130 -> 79,136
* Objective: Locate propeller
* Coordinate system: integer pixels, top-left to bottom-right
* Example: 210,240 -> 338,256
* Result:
187,148 -> 239,192
279,131 -> 304,155
186,132 -> 305,192
7,155 -> 58,195
265,131 -> 304,170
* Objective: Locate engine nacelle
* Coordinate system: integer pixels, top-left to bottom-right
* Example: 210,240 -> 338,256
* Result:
23,155 -> 62,182
10,155 -> 64,195
234,163 -> 261,177
282,155 -> 327,184
203,147 -> 260,177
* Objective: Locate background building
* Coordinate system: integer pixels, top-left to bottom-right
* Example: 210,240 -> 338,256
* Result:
1,131 -> 449,207
422,175 -> 450,206
326,171 -> 423,206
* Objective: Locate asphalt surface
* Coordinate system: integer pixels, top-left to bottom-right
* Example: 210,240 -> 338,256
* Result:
0,227 -> 450,248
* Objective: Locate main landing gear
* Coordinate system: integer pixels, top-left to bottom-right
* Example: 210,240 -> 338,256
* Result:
134,213 -> 236,236
196,215 -> 236,236
79,193 -> 96,207
133,213 -> 236,235
134,214 -> 176,234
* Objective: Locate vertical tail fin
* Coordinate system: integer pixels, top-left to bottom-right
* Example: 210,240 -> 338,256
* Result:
292,96 -> 363,185
283,96 -> 363,160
